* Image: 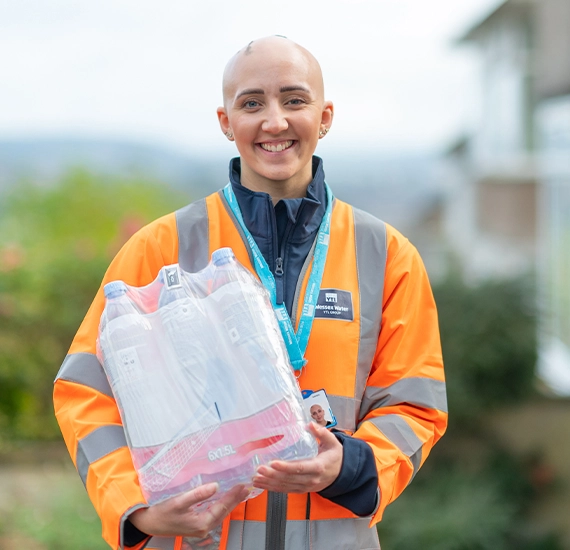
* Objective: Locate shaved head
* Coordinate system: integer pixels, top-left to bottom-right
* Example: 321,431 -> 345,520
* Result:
222,36 -> 325,107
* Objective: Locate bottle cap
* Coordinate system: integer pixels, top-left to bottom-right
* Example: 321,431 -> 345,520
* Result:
211,247 -> 235,266
104,281 -> 128,299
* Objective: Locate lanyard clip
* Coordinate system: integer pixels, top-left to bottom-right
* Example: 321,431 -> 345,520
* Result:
292,358 -> 308,379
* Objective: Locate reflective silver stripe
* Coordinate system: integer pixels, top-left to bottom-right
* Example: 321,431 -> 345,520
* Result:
227,519 -> 247,549
365,414 -> 423,475
353,208 -> 387,426
146,537 -> 176,550
227,518 -> 380,550
409,447 -> 423,479
219,189 -> 256,269
310,518 -> 380,550
328,394 -> 358,432
361,377 -> 448,416
176,198 -> 210,273
54,352 -> 113,399
76,424 -> 127,485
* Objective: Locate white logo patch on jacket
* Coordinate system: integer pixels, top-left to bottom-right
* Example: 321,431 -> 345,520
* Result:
315,288 -> 353,321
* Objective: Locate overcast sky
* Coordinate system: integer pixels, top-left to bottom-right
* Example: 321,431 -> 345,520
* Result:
0,0 -> 501,156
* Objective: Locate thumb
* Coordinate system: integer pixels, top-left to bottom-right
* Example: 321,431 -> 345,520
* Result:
307,421 -> 336,446
179,482 -> 219,507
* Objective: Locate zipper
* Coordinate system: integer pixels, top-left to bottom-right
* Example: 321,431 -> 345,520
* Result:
265,492 -> 287,550
274,201 -> 307,307
275,256 -> 284,304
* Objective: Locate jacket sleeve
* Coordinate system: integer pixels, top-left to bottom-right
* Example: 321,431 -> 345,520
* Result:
53,218 -> 178,550
354,226 -> 447,525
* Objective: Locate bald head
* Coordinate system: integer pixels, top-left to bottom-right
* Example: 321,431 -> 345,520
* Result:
222,36 -> 325,107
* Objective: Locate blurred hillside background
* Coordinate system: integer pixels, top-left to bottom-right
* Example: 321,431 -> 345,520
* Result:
1,0 -> 569,548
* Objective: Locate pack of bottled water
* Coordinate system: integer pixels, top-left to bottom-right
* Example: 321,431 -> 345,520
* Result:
96,247 -> 317,506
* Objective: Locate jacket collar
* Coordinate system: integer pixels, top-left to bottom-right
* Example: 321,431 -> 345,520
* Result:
228,156 -> 327,244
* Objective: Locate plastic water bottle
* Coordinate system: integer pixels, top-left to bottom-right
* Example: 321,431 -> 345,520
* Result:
210,248 -> 271,346
207,249 -> 316,475
157,265 -> 219,426
211,249 -> 293,400
99,281 -> 148,388
99,281 -> 184,454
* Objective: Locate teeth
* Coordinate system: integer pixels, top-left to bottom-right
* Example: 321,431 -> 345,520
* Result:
260,140 -> 293,152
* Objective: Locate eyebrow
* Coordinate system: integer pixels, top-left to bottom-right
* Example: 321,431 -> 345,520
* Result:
235,85 -> 311,99
280,85 -> 310,94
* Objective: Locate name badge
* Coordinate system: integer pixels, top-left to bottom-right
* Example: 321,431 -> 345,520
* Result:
314,289 -> 353,321
302,389 -> 337,429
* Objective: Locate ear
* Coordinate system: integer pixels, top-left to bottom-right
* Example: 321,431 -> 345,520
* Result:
217,106 -> 232,137
321,100 -> 334,129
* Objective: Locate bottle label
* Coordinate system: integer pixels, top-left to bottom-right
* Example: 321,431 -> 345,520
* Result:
207,444 -> 237,461
164,265 -> 182,289
117,347 -> 142,381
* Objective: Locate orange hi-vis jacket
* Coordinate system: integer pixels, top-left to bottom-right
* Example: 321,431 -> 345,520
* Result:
54,190 -> 447,550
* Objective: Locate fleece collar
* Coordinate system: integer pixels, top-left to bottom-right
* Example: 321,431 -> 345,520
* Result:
228,156 -> 327,248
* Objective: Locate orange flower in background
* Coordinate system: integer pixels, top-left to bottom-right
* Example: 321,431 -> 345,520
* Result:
0,244 -> 25,272
106,215 -> 146,257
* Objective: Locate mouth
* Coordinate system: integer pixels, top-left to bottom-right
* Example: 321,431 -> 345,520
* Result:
258,140 -> 295,153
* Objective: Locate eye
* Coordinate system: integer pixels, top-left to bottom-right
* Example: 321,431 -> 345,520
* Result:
288,98 -> 305,106
243,99 -> 260,109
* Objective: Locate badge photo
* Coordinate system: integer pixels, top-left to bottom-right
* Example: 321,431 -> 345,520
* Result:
302,389 -> 337,429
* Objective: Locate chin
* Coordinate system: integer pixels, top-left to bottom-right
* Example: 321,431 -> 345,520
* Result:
258,168 -> 299,183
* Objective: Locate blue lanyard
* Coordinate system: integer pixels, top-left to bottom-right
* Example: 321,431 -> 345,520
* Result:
223,183 -> 333,373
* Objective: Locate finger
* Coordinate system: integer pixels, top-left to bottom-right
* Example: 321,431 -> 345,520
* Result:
252,476 -> 314,493
258,460 -> 320,476
218,484 -> 250,506
257,462 -> 300,475
178,482 -> 219,508
253,470 -> 318,487
201,485 -> 249,524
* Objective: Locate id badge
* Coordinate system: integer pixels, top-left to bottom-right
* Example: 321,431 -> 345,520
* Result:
302,389 -> 337,429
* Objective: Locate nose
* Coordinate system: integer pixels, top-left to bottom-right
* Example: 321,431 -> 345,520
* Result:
261,103 -> 288,134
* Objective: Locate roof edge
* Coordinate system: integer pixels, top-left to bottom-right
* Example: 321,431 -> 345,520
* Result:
455,0 -> 534,45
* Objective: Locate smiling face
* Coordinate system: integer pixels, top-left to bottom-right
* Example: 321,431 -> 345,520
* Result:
217,37 -> 333,200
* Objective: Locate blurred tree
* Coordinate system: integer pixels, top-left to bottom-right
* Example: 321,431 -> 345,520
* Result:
434,276 -> 537,430
0,169 -> 188,443
378,275 -> 563,549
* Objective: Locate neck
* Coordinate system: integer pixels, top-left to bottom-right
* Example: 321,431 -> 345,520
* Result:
239,164 -> 312,205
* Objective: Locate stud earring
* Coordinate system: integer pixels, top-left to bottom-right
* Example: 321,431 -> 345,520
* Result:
319,128 -> 329,137
225,131 -> 234,140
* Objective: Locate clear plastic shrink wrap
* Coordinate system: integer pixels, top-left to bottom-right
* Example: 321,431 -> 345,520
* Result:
96,247 -> 317,505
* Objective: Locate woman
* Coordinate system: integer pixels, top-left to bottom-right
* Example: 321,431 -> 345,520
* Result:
54,36 -> 447,550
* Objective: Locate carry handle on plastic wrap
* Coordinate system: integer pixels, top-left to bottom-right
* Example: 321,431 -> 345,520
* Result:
96,247 -> 318,506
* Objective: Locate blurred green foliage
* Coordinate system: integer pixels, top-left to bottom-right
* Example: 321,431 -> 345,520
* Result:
0,172 -> 562,548
434,276 -> 537,430
0,469 -> 107,550
0,169 -> 188,443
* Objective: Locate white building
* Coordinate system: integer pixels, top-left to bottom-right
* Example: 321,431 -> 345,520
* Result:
442,0 -> 570,393
534,0 -> 570,394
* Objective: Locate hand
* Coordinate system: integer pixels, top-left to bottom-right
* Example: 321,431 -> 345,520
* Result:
129,483 -> 249,539
252,422 -> 343,493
